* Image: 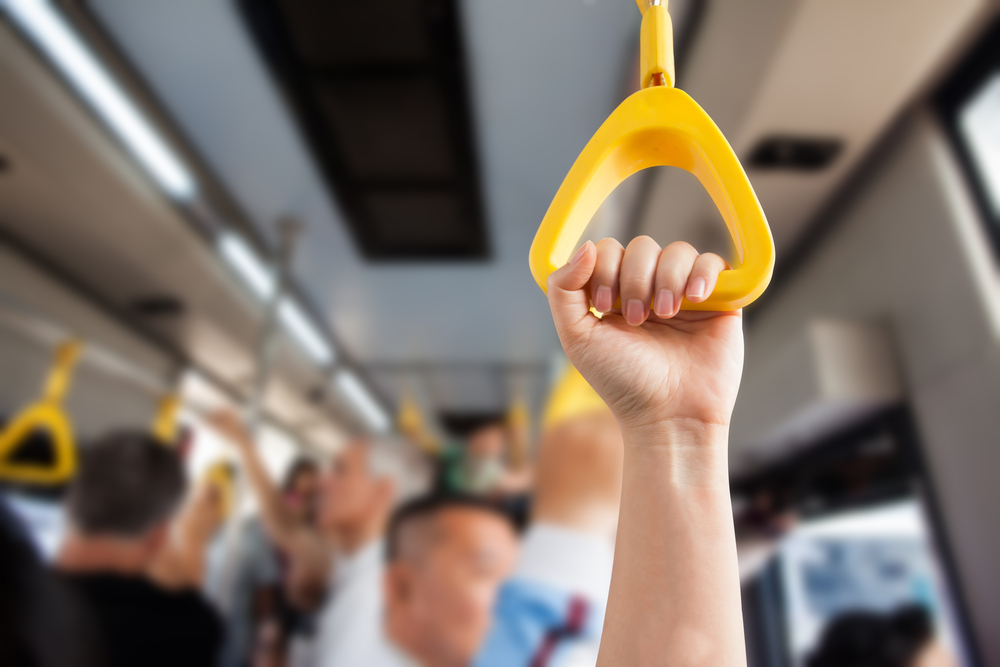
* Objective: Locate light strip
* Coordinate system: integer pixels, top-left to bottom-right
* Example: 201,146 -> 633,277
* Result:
218,232 -> 276,301
279,299 -> 335,366
1,0 -> 196,199
218,232 -> 334,365
335,370 -> 390,433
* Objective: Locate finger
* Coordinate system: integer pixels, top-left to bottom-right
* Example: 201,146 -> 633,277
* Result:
587,238 -> 625,313
547,241 -> 598,348
685,252 -> 729,304
619,236 -> 662,326
652,241 -> 699,318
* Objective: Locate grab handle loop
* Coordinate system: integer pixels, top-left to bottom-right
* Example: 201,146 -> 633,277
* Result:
0,340 -> 82,485
528,0 -> 774,312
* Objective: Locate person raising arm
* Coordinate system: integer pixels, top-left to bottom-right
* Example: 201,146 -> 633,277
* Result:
547,236 -> 746,667
209,412 -> 331,610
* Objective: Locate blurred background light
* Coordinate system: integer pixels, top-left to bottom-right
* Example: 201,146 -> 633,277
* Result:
217,231 -> 276,301
335,370 -> 390,433
0,0 -> 196,199
278,299 -> 334,366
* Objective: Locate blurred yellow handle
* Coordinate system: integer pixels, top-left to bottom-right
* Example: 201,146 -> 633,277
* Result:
151,394 -> 181,445
529,5 -> 774,312
0,340 -> 81,485
201,461 -> 236,520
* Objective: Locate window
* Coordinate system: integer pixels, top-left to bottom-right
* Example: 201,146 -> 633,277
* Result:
937,18 -> 1000,253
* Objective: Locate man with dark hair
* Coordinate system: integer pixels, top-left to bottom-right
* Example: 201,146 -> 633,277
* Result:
808,606 -> 954,667
55,431 -> 223,667
375,494 -> 520,667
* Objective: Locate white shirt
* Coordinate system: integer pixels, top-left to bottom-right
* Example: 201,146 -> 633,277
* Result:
312,539 -> 387,667
367,637 -> 421,667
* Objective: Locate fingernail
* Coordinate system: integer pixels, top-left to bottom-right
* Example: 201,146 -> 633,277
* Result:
625,299 -> 645,325
570,242 -> 590,265
687,277 -> 707,300
594,286 -> 613,312
654,289 -> 674,317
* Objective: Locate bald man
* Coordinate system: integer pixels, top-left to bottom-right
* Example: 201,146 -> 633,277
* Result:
374,495 -> 520,667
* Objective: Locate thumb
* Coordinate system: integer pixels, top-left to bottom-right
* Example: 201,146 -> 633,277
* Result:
546,241 -> 597,347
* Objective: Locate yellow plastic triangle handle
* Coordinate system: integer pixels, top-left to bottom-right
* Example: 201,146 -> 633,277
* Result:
0,340 -> 82,485
529,5 -> 774,312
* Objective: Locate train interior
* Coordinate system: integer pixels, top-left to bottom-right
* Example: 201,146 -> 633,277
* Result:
1,0 -> 1000,666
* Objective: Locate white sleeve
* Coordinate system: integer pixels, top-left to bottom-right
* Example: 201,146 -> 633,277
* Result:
512,522 -> 615,606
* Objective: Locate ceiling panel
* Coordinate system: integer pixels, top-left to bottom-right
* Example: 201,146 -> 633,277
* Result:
82,0 -> 643,383
240,0 -> 488,260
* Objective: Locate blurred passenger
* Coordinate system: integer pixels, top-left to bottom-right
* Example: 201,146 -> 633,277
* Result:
443,423 -> 532,498
0,496 -> 97,667
207,459 -> 317,667
54,431 -> 223,667
148,481 -> 226,590
211,412 -> 330,615
213,411 -> 431,667
475,366 -> 623,666
376,494 -> 519,667
807,606 -> 954,667
309,437 -> 431,667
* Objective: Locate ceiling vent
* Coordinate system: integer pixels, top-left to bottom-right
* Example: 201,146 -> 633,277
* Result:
747,135 -> 843,172
240,0 -> 488,261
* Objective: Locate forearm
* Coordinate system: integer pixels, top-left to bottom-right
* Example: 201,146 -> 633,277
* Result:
233,439 -> 295,550
597,423 -> 745,667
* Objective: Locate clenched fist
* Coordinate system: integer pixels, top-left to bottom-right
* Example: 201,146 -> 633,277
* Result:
546,237 -> 744,439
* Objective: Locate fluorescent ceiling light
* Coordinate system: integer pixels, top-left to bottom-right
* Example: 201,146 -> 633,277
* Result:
279,299 -> 335,366
218,232 -> 334,365
1,0 -> 196,199
218,232 -> 276,301
335,370 -> 390,433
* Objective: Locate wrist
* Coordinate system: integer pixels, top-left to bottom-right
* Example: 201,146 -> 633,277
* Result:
620,420 -> 730,489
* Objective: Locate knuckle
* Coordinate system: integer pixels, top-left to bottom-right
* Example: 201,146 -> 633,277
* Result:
596,237 -> 624,251
628,235 -> 659,251
665,240 -> 696,255
619,275 -> 653,294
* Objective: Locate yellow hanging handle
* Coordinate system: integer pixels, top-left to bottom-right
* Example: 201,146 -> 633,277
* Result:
151,394 -> 181,445
0,340 -> 82,485
529,1 -> 774,312
201,461 -> 237,520
397,393 -> 441,455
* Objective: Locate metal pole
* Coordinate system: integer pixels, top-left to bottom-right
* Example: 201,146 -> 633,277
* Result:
248,218 -> 301,435
214,219 -> 301,610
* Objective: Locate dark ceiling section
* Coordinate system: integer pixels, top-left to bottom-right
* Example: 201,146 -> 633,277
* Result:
241,0 -> 488,260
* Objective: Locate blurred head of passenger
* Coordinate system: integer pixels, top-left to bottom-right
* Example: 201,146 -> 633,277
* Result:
467,423 -> 506,463
319,438 -> 430,553
807,605 -> 953,667
461,423 -> 509,495
383,494 -> 519,667
281,457 -> 320,526
56,431 -> 186,575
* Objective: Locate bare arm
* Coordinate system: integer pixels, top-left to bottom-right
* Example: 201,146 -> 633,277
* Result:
209,412 -> 299,554
148,484 -> 224,589
603,425 -> 743,665
547,237 -> 746,666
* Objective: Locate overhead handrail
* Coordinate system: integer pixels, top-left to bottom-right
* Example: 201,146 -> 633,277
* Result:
0,340 -> 82,485
0,297 -> 172,400
529,0 -> 775,312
